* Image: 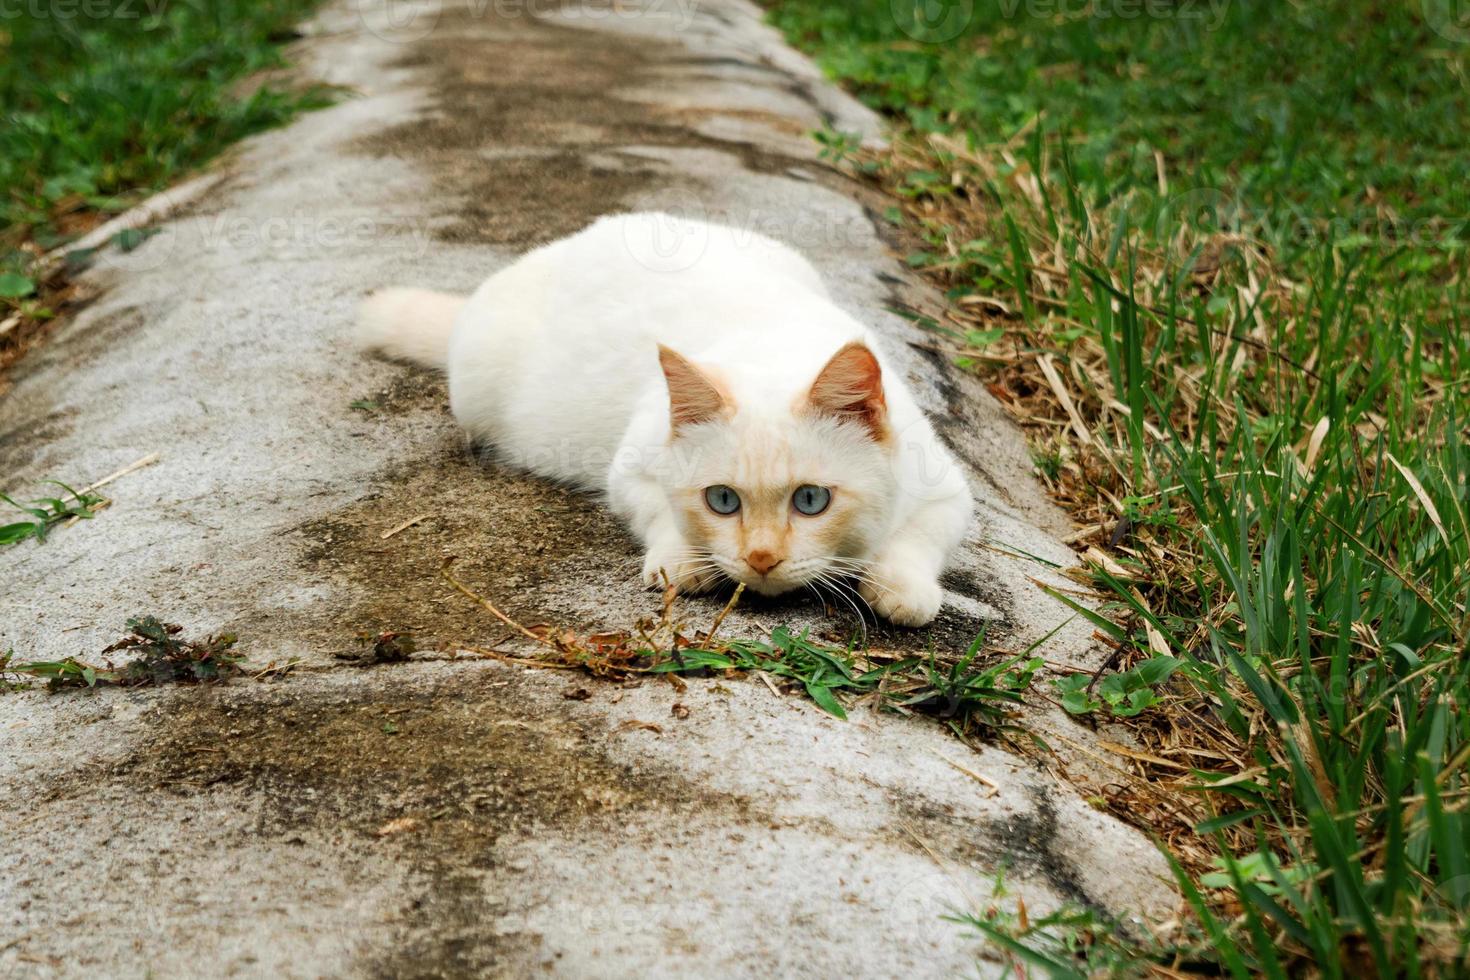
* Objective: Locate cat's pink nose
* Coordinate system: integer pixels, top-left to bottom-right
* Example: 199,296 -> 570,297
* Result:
745,550 -> 783,575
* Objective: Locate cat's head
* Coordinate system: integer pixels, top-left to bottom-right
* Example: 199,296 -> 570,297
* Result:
655,342 -> 898,596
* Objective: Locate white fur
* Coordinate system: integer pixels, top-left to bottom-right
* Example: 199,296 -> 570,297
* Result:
356,287 -> 466,367
357,213 -> 973,625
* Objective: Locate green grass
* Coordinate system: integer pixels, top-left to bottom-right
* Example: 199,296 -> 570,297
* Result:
651,625 -> 885,719
773,0 -> 1468,265
0,479 -> 106,545
1,616 -> 243,690
0,0 -> 331,299
770,0 -> 1469,973
654,623 -> 1043,727
443,558 -> 1047,737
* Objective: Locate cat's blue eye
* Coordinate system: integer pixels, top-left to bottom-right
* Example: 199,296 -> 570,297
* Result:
704,485 -> 741,515
791,484 -> 832,516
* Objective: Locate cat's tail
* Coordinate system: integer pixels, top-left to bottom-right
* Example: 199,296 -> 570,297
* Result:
356,287 -> 468,369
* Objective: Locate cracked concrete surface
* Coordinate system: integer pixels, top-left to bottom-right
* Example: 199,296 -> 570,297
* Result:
0,0 -> 1175,975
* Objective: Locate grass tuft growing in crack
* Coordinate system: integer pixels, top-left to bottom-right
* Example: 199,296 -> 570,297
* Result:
0,479 -> 105,546
336,629 -> 417,666
647,626 -> 882,721
2,616 -> 243,691
884,625 -> 1045,734
442,558 -> 1041,735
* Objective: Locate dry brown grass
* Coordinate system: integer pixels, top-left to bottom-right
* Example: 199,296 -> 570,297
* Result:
841,128 -> 1466,951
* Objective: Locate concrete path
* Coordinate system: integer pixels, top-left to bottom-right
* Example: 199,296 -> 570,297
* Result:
0,1 -> 1174,975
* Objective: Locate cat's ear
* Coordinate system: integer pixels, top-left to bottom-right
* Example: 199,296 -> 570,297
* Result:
658,345 -> 728,428
806,341 -> 887,437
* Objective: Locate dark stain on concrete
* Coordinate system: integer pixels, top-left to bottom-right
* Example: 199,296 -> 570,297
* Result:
354,3 -> 853,247
13,661 -> 1061,975
906,334 -> 1020,510
284,442 -> 636,650
938,567 -> 1011,619
894,782 -> 1103,915
435,149 -> 663,247
282,439 -> 918,654
872,276 -> 1025,517
0,405 -> 76,486
671,55 -> 787,77
0,306 -> 150,480
978,784 -> 1105,912
57,304 -> 149,358
868,602 -> 1000,654
78,666 -> 763,977
356,361 -> 449,416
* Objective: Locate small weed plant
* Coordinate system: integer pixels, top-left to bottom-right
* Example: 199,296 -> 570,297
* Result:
2,617 -> 243,691
0,480 -> 105,546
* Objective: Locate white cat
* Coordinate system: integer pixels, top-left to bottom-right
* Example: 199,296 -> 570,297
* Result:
357,213 -> 973,625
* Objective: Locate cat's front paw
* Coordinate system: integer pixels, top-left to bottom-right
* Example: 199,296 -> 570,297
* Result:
859,564 -> 943,627
640,548 -> 722,595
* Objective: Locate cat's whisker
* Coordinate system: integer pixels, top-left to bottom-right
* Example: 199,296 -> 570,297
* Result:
808,576 -> 846,621
677,559 -> 727,574
804,582 -> 829,614
807,561 -> 877,608
829,570 -> 870,593
660,548 -> 715,562
833,588 -> 872,642
805,577 -> 863,641
823,571 -> 876,626
821,561 -> 878,583
811,569 -> 871,636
